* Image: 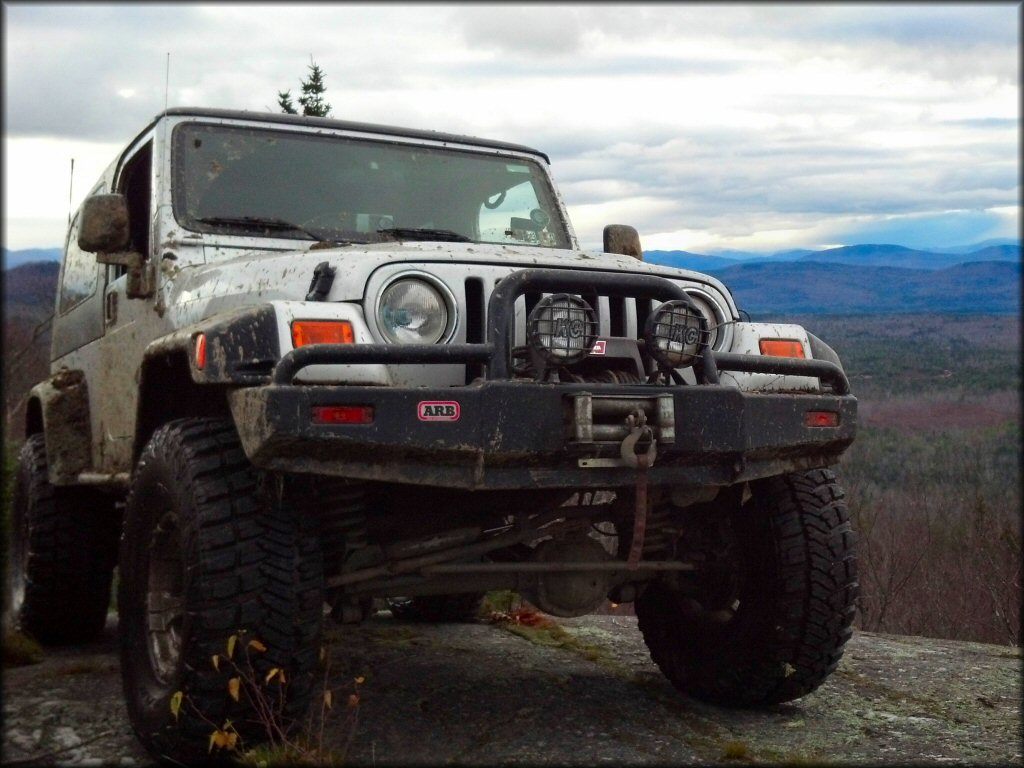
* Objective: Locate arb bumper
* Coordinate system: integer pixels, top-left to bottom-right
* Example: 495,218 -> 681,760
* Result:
230,381 -> 855,489
228,268 -> 856,489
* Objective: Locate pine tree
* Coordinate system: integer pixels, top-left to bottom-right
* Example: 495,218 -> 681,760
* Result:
277,90 -> 298,115
297,59 -> 331,117
277,58 -> 332,118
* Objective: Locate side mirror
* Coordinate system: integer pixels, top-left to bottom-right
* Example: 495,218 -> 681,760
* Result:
603,224 -> 643,261
78,193 -> 153,299
79,194 -> 131,254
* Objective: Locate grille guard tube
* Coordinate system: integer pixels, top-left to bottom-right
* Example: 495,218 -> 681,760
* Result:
713,353 -> 850,395
270,268 -> 850,394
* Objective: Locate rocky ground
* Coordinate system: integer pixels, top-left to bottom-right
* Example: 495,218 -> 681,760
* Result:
2,612 -> 1021,766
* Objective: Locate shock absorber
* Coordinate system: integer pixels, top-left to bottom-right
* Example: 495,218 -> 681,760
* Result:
317,480 -> 372,578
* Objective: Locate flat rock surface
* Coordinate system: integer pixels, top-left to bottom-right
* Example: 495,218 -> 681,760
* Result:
3,613 -> 1021,765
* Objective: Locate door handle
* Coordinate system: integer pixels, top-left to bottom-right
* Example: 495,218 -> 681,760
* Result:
105,291 -> 118,324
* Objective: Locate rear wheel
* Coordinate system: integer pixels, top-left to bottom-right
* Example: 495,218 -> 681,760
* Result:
6,434 -> 117,644
118,418 -> 324,762
636,468 -> 858,707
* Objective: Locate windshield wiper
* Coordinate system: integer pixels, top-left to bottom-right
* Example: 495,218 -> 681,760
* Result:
376,227 -> 472,243
196,216 -> 324,241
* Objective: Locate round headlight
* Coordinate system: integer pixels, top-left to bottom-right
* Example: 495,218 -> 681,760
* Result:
377,278 -> 450,344
527,294 -> 598,365
643,299 -> 709,368
683,290 -> 725,350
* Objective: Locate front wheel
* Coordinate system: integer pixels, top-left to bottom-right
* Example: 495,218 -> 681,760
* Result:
118,418 -> 324,762
636,468 -> 858,707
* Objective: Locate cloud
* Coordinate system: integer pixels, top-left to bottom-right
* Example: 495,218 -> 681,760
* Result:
2,3 -> 1018,252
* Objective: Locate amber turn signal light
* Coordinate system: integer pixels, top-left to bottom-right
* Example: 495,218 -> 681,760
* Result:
759,339 -> 806,358
291,320 -> 355,348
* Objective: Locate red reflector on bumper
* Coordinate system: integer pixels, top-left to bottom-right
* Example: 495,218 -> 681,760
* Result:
311,405 -> 374,425
195,333 -> 207,370
805,411 -> 840,428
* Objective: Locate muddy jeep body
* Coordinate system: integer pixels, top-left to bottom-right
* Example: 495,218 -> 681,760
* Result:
12,108 -> 858,762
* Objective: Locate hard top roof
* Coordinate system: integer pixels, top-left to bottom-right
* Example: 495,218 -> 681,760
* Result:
155,107 -> 550,163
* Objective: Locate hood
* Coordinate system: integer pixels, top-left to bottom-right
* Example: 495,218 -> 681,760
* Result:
165,241 -> 733,324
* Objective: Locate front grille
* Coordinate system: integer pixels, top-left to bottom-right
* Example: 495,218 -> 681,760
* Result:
363,262 -> 733,386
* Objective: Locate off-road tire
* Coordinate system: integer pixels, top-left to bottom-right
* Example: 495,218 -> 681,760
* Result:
636,468 -> 858,707
387,593 -> 484,623
118,418 -> 324,763
7,434 -> 117,645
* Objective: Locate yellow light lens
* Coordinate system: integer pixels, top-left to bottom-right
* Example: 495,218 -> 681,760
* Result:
759,339 -> 806,358
291,320 -> 355,348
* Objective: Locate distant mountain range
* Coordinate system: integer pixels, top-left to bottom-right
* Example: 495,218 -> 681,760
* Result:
2,240 -> 1020,315
706,260 -> 1020,315
644,240 -> 1021,272
3,247 -> 62,270
641,240 -> 1020,314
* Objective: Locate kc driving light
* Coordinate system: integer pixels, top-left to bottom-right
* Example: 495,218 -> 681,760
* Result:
377,277 -> 451,344
643,300 -> 709,368
527,294 -> 598,365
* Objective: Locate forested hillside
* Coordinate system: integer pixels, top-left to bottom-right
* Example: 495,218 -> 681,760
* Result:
3,262 -> 58,432
789,314 -> 1021,645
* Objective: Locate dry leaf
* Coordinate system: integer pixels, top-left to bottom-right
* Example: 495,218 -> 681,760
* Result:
226,634 -> 238,660
247,638 -> 268,653
209,729 -> 233,751
209,731 -> 224,752
265,667 -> 280,684
347,693 -> 360,708
170,691 -> 183,720
354,675 -> 365,685
228,677 -> 241,702
211,654 -> 220,671
323,690 -> 333,709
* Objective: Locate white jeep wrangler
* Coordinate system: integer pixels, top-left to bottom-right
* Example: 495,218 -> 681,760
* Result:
9,108 -> 858,762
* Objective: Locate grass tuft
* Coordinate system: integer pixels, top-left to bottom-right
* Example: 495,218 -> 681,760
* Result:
3,628 -> 44,667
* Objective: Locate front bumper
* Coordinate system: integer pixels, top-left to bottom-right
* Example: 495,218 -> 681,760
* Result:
230,379 -> 855,489
228,268 -> 857,490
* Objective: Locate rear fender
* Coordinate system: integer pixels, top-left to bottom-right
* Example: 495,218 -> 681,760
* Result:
28,369 -> 93,483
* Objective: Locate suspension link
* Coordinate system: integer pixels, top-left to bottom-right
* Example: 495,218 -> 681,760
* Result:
621,409 -> 657,570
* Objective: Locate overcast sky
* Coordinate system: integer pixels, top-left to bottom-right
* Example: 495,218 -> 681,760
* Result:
2,2 -> 1019,254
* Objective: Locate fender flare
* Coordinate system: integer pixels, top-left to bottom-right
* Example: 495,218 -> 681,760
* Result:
28,369 -> 93,483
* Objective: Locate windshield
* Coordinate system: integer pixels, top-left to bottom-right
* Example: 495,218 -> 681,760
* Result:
172,122 -> 571,248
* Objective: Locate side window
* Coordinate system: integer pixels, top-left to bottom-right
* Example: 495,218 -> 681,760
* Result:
59,214 -> 100,314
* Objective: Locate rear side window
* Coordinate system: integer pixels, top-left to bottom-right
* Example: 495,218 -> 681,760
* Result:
59,213 -> 99,314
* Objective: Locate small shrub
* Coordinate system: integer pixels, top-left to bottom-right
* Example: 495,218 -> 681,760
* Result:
721,740 -> 752,761
3,628 -> 43,667
173,630 -> 365,765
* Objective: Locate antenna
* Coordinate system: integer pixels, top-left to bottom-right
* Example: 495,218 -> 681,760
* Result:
68,158 -> 75,224
164,52 -> 170,111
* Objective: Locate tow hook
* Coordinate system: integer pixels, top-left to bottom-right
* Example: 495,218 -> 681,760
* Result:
621,410 -> 656,570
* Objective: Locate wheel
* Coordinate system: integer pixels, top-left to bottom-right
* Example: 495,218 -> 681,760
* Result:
387,593 -> 484,623
636,468 -> 858,707
118,418 -> 324,762
6,434 -> 117,644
